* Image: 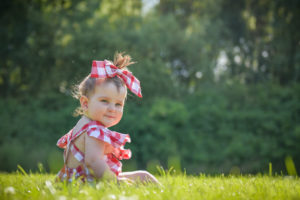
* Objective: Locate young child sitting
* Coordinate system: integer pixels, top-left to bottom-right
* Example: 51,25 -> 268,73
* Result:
56,53 -> 159,184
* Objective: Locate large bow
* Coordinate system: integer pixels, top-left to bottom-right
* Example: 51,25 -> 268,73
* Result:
91,60 -> 142,98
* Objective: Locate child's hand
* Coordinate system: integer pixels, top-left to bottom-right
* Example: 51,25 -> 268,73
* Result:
117,177 -> 134,185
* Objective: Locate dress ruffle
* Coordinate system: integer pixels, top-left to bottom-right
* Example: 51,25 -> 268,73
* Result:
85,122 -> 131,160
57,129 -> 72,149
56,120 -> 131,177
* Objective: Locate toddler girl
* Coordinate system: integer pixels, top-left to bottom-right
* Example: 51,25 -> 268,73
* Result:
56,53 -> 159,184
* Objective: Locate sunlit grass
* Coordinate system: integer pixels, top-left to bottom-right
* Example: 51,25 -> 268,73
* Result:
0,171 -> 299,200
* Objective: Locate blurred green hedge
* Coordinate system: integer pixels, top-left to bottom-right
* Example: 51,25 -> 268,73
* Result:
1,83 -> 299,174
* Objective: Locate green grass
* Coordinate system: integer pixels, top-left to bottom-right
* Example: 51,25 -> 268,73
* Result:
0,172 -> 300,200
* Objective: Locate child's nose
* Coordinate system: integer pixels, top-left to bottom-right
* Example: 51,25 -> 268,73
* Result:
107,104 -> 116,112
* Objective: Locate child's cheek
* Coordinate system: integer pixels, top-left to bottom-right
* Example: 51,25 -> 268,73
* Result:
119,111 -> 124,120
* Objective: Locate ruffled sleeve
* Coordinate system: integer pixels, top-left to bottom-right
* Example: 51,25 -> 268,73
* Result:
57,129 -> 73,149
85,121 -> 131,160
56,121 -> 132,176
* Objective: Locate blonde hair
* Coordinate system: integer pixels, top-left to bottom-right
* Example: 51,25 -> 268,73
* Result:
73,52 -> 135,116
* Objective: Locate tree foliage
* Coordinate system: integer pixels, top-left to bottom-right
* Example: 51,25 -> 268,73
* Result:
0,0 -> 299,174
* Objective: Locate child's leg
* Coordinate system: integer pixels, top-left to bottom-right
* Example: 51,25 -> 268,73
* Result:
119,170 -> 160,185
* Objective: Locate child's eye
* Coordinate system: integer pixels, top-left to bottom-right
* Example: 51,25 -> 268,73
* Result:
116,103 -> 123,107
100,99 -> 108,103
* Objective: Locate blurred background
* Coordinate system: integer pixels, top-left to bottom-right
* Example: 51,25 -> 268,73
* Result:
0,0 -> 299,175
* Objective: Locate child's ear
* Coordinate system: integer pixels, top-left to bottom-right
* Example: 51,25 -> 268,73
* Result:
80,96 -> 89,111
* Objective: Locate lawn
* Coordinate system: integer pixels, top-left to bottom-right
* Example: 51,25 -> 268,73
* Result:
0,171 -> 299,200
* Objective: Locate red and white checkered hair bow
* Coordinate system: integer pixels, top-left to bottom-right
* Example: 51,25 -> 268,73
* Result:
91,60 -> 142,98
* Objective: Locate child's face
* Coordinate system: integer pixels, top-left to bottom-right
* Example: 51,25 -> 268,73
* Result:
84,81 -> 127,127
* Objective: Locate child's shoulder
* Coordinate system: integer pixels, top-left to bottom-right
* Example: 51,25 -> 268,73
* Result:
73,116 -> 95,133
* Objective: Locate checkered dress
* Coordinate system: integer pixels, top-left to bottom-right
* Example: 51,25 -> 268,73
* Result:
56,121 -> 131,182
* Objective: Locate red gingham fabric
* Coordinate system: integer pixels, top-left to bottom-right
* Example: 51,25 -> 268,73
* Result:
56,121 -> 131,181
56,164 -> 94,182
91,60 -> 142,98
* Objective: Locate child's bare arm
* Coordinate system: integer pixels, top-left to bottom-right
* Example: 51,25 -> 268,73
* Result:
84,134 -> 116,180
